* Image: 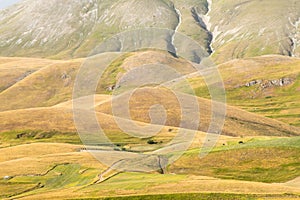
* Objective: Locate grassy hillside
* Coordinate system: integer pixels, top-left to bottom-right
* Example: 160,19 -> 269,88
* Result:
173,55 -> 300,126
170,137 -> 300,183
0,57 -> 57,92
0,53 -> 299,124
0,59 -> 82,111
97,87 -> 300,137
0,51 -> 194,111
0,55 -> 299,139
0,1 -> 299,199
0,54 -> 299,199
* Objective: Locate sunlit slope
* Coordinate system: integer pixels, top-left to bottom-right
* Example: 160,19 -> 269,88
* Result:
0,58 -> 82,111
174,55 -> 300,126
170,136 -> 300,183
0,57 -> 58,92
97,87 -> 299,137
0,54 -> 299,137
0,87 -> 298,140
0,51 -> 195,111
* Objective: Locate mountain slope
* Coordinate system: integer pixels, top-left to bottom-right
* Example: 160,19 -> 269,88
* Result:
209,0 -> 300,62
0,0 -> 180,58
1,0 -> 299,62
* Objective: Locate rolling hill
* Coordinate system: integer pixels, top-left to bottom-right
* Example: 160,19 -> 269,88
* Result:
172,55 -> 300,126
0,0 -> 300,199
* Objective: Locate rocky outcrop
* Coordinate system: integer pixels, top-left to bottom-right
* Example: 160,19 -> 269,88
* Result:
245,80 -> 262,87
191,4 -> 213,55
245,78 -> 293,89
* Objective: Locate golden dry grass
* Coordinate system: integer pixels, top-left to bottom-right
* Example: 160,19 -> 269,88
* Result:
96,87 -> 300,137
0,142 -> 106,193
0,102 -> 242,153
0,57 -> 59,93
169,147 -> 300,182
0,89 -> 298,144
0,54 -> 299,199
0,139 -> 298,199
0,51 -> 194,112
181,55 -> 300,126
0,54 -> 298,129
121,50 -> 196,75
0,151 -> 104,177
53,94 -> 111,109
0,59 -> 82,111
0,143 -> 81,162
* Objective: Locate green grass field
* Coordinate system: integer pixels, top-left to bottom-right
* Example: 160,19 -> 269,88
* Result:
1,137 -> 299,199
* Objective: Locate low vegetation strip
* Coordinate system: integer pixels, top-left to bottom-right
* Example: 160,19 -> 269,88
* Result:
75,193 -> 300,200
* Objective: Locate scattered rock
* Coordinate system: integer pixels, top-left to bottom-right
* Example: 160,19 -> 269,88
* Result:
245,80 -> 262,87
61,72 -> 71,87
107,84 -> 118,91
54,172 -> 63,176
245,77 -> 293,89
280,77 -> 293,86
107,85 -> 114,91
3,176 -> 11,180
61,73 -> 69,80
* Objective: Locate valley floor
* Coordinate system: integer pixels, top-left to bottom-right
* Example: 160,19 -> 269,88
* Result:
0,139 -> 299,200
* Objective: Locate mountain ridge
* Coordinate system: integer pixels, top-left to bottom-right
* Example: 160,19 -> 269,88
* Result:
1,0 -> 299,62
